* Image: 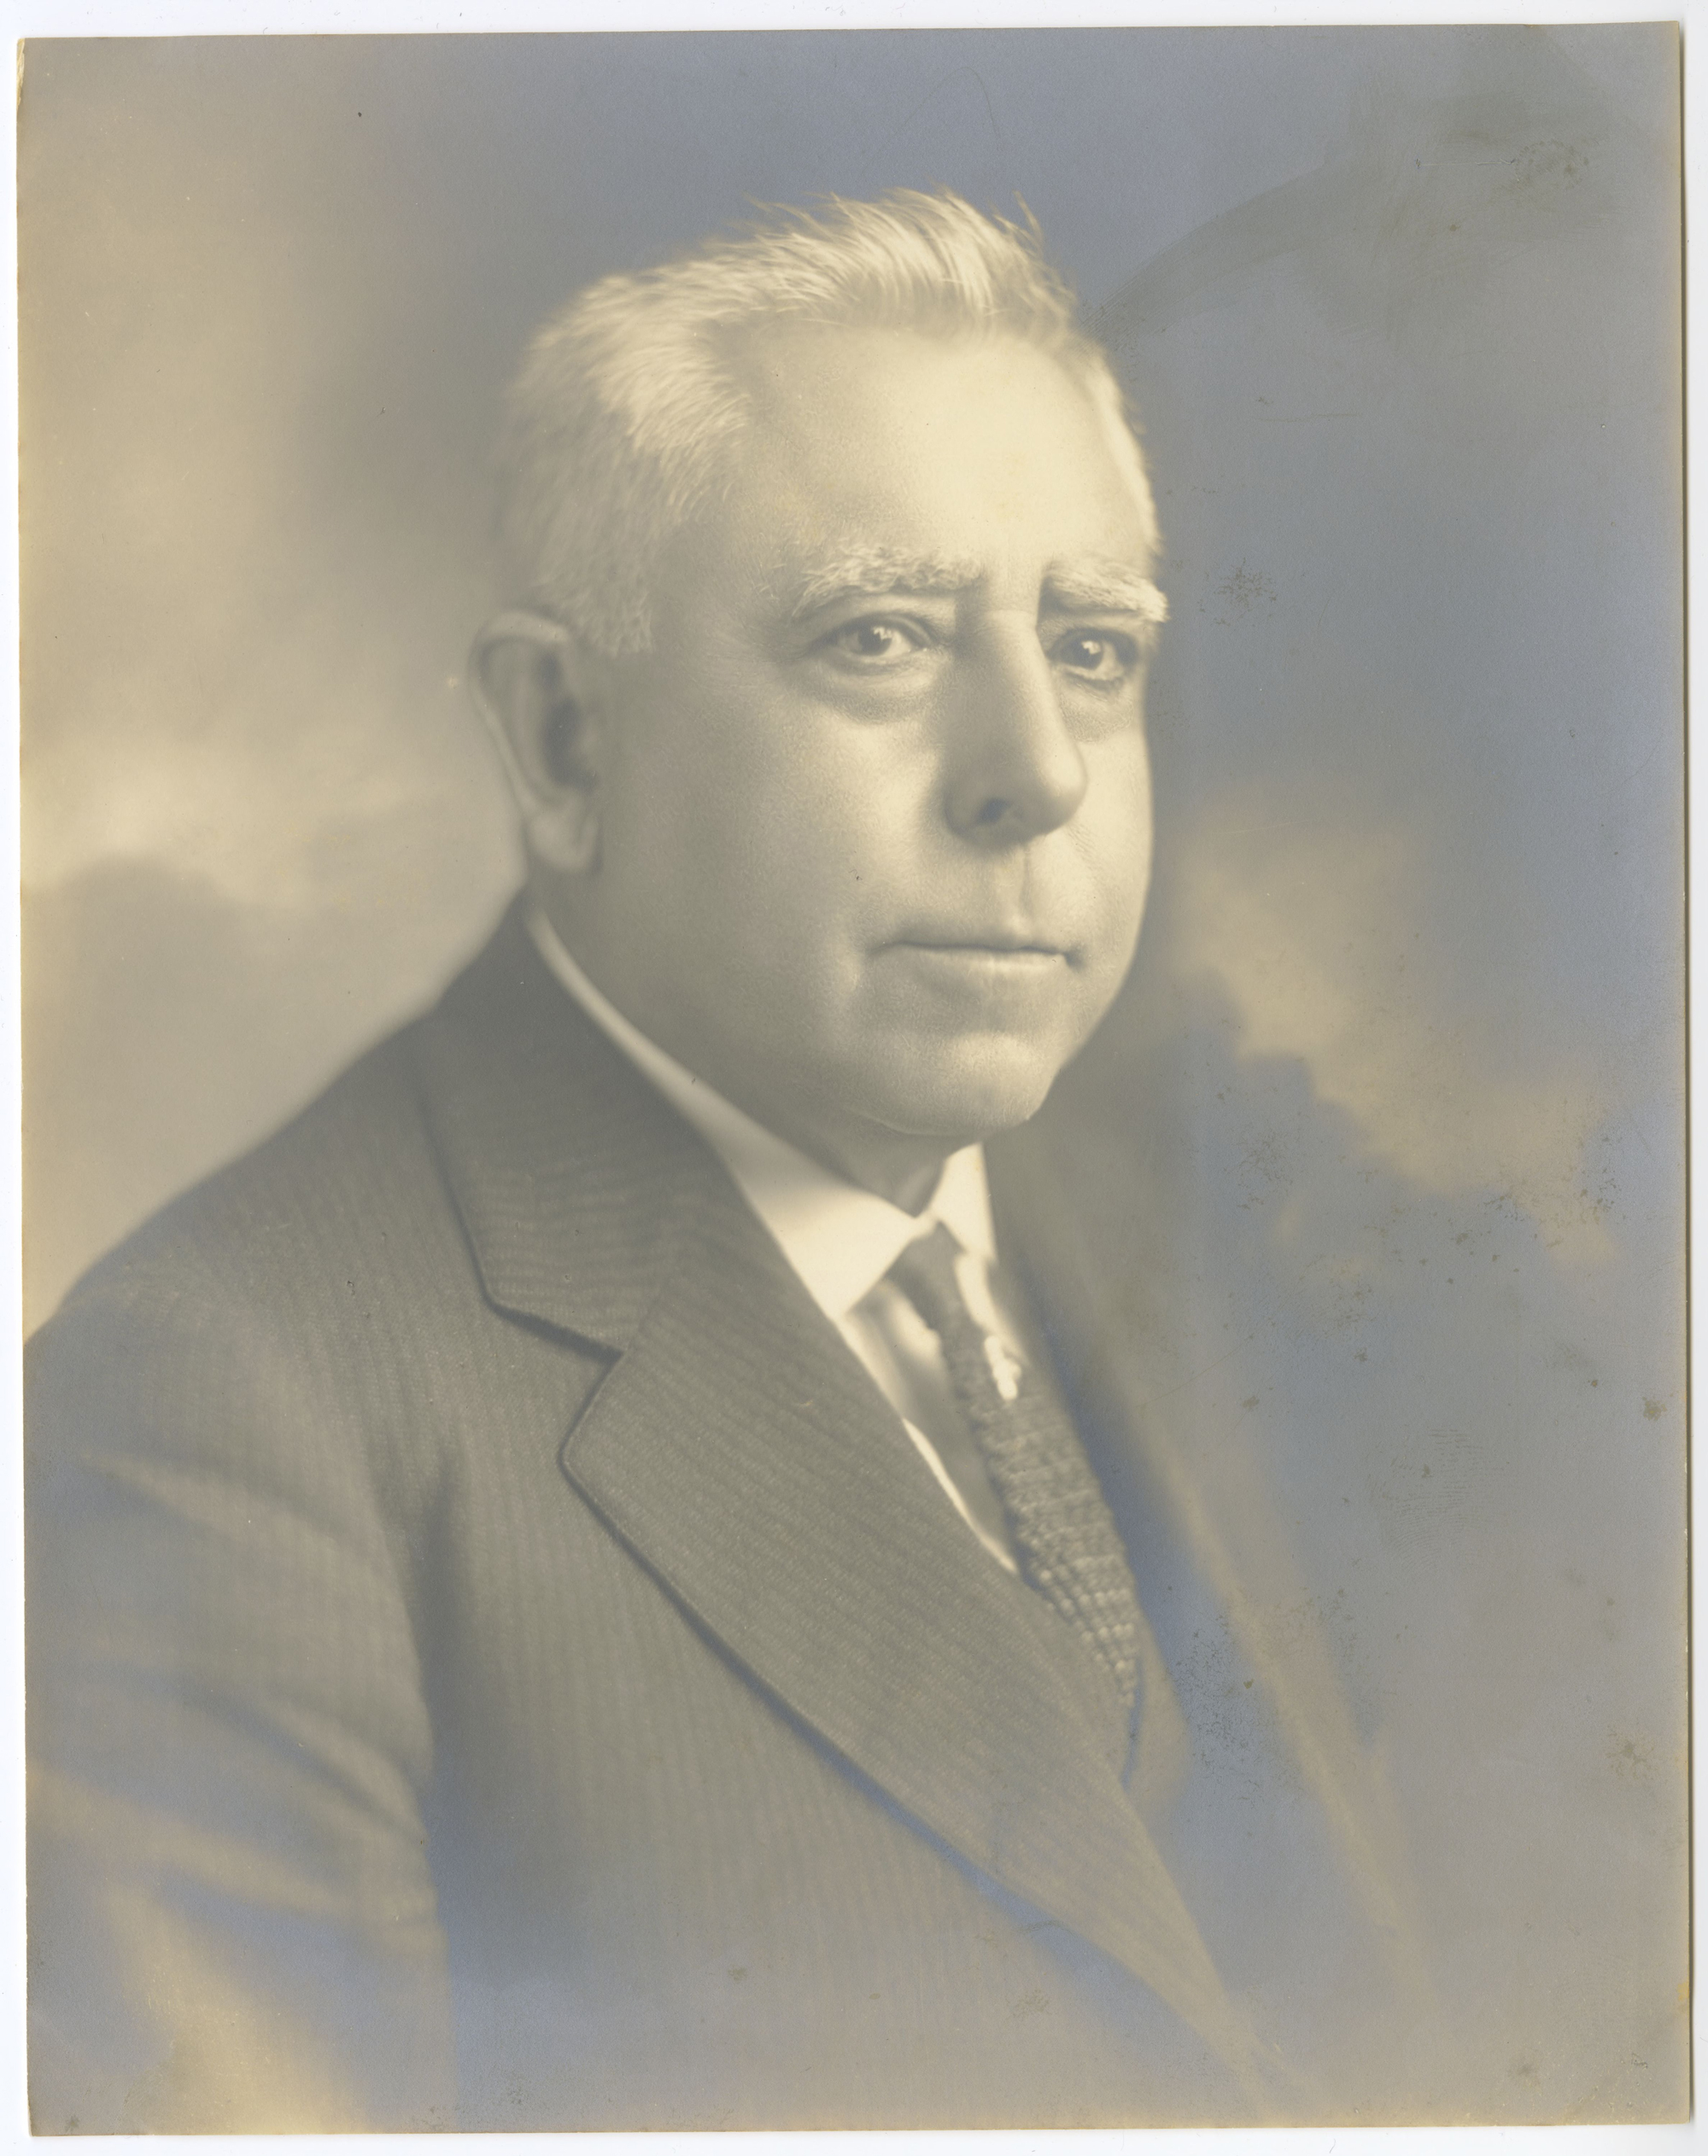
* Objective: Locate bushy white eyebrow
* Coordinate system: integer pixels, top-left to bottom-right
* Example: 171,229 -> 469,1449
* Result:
787,547 -> 982,619
1044,559 -> 1169,622
787,546 -> 1167,624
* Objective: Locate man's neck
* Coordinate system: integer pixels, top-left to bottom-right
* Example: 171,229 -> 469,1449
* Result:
529,897 -> 958,1213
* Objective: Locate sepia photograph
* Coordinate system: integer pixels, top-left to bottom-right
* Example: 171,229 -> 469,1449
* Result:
17,25 -> 1688,2133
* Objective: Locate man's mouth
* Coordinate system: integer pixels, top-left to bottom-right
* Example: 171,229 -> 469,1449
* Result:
882,936 -> 1078,980
888,930 -> 1074,961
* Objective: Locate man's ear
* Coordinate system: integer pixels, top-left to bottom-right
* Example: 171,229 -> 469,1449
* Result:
468,610 -> 606,875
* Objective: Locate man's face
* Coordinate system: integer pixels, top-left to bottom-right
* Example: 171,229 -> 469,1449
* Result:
574,324 -> 1158,1172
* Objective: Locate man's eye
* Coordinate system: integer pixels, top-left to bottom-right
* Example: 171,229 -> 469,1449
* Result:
823,618 -> 926,664
1052,630 -> 1139,681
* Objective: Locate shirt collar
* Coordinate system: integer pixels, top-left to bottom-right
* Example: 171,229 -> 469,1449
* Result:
527,902 -> 995,1325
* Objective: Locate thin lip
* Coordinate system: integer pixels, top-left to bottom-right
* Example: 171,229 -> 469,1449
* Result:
886,935 -> 1073,959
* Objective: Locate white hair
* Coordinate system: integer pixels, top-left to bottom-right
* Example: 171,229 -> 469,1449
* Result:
497,189 -> 1160,656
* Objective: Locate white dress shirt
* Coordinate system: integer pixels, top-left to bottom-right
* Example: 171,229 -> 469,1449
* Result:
527,903 -> 1023,1572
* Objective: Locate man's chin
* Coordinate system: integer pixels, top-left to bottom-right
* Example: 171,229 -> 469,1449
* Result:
851,1039 -> 1078,1148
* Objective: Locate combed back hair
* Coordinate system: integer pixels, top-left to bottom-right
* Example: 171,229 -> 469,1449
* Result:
497,188 -> 1160,656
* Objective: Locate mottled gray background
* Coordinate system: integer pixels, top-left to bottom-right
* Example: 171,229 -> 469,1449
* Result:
19,26 -> 1686,2118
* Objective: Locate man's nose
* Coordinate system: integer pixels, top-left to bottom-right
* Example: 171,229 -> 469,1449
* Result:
943,620 -> 1089,846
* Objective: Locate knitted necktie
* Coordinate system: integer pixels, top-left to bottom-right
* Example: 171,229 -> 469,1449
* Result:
887,1221 -> 1143,1709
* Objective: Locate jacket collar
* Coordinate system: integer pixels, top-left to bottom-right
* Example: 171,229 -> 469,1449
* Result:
411,900 -> 715,1353
410,903 -> 1261,2086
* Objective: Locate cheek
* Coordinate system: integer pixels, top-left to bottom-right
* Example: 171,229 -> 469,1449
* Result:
695,709 -> 923,899
1076,738 -> 1155,922
615,698 -> 904,957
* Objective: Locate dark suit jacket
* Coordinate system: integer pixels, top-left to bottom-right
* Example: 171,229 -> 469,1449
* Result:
26,903 -> 1418,2131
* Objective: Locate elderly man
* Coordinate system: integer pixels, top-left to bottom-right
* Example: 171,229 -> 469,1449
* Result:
27,191 -> 1392,2131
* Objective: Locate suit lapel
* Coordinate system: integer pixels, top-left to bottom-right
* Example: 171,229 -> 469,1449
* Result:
989,1116 -> 1433,2019
412,909 -> 1256,2077
562,1176 -> 1256,2060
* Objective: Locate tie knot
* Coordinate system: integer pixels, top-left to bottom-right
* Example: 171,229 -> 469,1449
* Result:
886,1219 -> 967,1335
888,1221 -> 1027,1408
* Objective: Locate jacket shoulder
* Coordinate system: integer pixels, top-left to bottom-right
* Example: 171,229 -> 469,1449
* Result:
42,1014 -> 447,1341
